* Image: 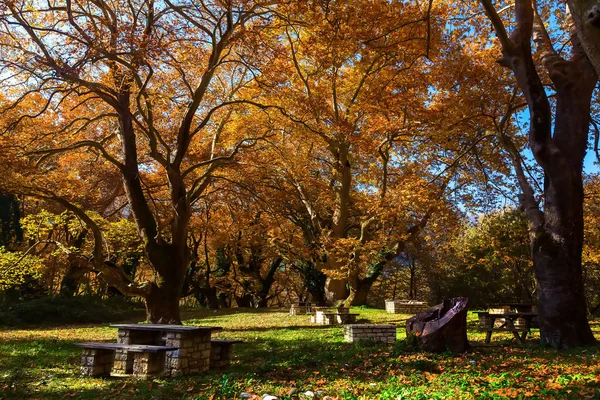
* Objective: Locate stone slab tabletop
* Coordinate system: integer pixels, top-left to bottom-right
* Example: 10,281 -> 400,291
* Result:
74,342 -> 178,352
344,324 -> 396,328
486,312 -> 538,318
109,324 -> 223,332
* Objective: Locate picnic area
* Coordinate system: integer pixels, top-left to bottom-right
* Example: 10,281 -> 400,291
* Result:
2,306 -> 600,399
2,0 -> 600,399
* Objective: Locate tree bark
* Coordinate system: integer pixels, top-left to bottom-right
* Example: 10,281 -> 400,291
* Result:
146,283 -> 183,324
481,0 -> 597,348
141,243 -> 188,323
406,297 -> 470,353
59,264 -> 87,297
533,214 -> 595,347
324,277 -> 349,304
344,262 -> 384,306
235,293 -> 253,308
567,0 -> 600,77
57,228 -> 90,297
256,256 -> 283,307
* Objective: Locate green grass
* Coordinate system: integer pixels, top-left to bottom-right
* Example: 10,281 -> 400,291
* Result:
1,308 -> 600,399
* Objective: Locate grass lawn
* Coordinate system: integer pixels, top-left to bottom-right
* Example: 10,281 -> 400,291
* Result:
1,307 -> 600,399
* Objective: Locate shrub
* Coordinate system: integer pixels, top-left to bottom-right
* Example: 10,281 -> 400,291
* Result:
0,295 -> 144,327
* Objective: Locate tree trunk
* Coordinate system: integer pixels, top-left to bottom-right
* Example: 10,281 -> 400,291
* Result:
349,283 -> 370,306
567,0 -> 600,77
409,264 -> 416,299
481,0 -> 598,348
59,264 -> 87,297
533,206 -> 595,348
255,256 -> 283,308
235,293 -> 253,308
145,283 -> 182,324
406,297 -> 470,353
324,277 -> 349,304
59,230 -> 90,297
298,261 -> 327,305
528,58 -> 597,347
144,244 -> 189,323
344,262 -> 384,306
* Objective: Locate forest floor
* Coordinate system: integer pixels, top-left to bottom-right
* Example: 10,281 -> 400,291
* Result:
1,307 -> 600,399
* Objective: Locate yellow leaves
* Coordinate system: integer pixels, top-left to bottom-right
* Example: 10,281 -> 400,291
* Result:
0,247 -> 44,290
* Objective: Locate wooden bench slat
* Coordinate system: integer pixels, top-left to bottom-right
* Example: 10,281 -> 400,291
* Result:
75,342 -> 177,352
475,328 -> 530,333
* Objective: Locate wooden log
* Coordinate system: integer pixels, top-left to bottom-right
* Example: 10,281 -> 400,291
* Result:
405,297 -> 470,353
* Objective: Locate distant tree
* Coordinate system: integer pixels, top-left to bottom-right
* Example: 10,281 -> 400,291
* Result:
0,194 -> 23,249
444,209 -> 534,307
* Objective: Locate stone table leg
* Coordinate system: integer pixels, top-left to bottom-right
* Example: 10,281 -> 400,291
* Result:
116,329 -> 162,375
164,331 -> 211,376
210,343 -> 233,369
112,349 -> 133,375
81,349 -> 114,377
133,352 -> 166,378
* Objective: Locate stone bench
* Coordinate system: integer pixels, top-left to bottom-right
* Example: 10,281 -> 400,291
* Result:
75,342 -> 177,378
289,304 -> 311,315
210,340 -> 243,369
311,311 -> 358,325
385,300 -> 429,314
344,324 -> 397,343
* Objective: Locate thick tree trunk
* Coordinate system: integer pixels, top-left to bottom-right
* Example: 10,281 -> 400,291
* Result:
481,0 -> 598,348
349,284 -> 370,306
344,262 -> 384,306
533,180 -> 595,347
146,284 -> 182,324
534,238 -> 595,347
324,277 -> 349,304
298,261 -> 327,305
567,0 -> 600,77
235,294 -> 253,308
144,244 -> 189,323
204,287 -> 220,309
529,42 -> 597,348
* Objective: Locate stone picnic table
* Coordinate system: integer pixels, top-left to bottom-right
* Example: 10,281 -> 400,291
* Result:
309,307 -> 359,325
475,312 -> 537,345
110,324 -> 223,376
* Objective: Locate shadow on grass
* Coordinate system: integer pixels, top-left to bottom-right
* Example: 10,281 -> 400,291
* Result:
216,324 -> 339,332
13,369 -> 600,400
181,307 -> 289,318
2,330 -> 600,400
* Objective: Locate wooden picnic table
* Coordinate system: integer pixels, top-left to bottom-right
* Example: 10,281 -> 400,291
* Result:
476,312 -> 537,345
109,324 -> 223,376
487,303 -> 536,313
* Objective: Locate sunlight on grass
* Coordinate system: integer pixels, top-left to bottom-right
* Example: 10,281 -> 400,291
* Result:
1,308 -> 600,399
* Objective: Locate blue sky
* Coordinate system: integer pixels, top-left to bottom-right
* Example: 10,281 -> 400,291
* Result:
584,150 -> 599,175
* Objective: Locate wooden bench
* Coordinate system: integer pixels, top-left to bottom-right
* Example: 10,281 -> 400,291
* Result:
475,312 -> 537,345
75,342 -> 177,377
210,340 -> 243,369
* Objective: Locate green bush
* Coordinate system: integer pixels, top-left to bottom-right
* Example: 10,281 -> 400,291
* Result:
0,295 -> 144,327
